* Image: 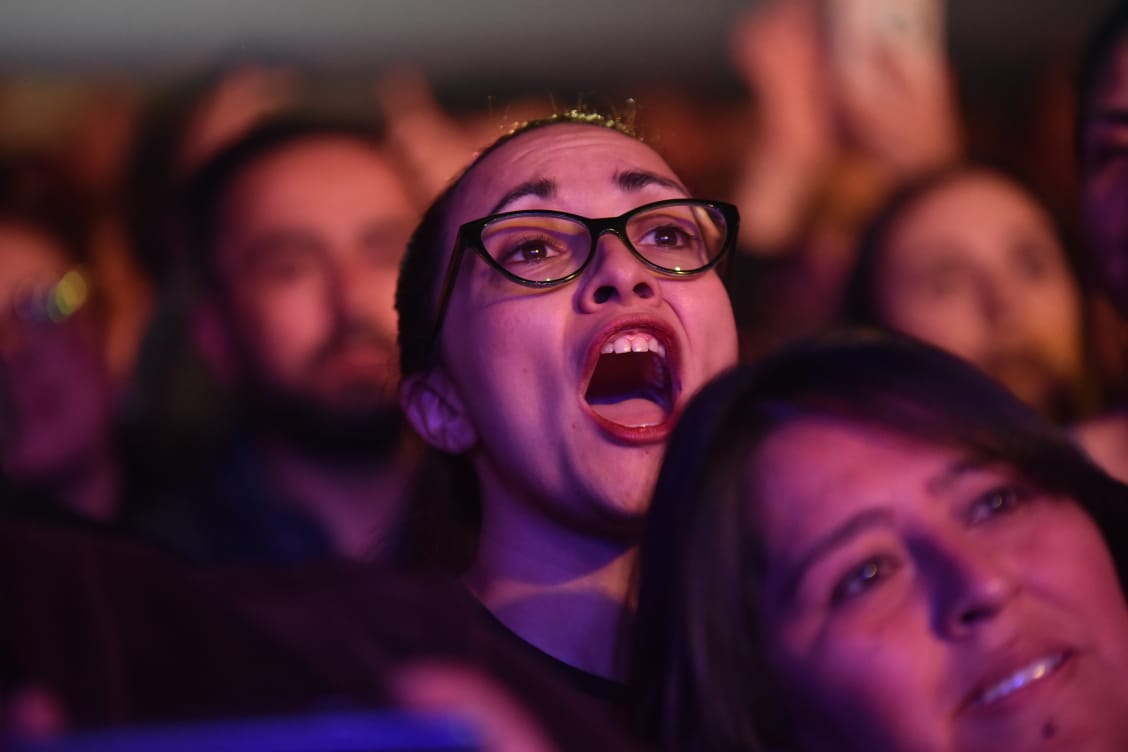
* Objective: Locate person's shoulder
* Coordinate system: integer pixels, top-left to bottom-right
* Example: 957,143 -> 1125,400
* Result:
222,558 -> 491,647
0,515 -> 210,599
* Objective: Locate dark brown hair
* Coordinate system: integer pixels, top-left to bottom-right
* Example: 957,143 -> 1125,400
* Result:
182,113 -> 391,294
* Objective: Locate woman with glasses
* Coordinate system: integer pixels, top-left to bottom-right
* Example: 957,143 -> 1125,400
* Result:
630,332 -> 1128,751
395,110 -> 740,704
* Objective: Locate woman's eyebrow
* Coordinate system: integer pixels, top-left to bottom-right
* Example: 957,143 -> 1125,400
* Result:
924,456 -> 992,496
614,169 -> 687,194
779,507 -> 894,602
486,170 -> 686,219
489,178 -> 555,215
239,228 -> 322,272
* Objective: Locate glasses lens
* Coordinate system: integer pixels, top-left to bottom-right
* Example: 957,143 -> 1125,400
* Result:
626,202 -> 729,273
480,214 -> 590,283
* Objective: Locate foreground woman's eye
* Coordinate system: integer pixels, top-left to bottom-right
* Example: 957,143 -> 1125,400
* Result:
967,485 -> 1032,524
640,223 -> 695,248
831,556 -> 899,605
498,236 -> 566,267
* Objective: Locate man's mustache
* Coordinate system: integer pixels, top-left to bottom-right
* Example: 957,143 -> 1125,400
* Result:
307,322 -> 398,372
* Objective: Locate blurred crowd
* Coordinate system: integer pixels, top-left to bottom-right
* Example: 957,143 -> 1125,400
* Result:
1,1 -> 1113,532
5,0 -> 1128,749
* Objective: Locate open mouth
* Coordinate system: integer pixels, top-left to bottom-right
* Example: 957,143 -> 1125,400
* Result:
583,330 -> 674,431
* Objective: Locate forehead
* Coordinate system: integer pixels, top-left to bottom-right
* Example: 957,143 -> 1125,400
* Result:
754,418 -> 912,498
902,174 -> 1039,231
885,174 -> 1052,260
444,124 -> 684,238
221,137 -> 412,227
750,418 -> 953,540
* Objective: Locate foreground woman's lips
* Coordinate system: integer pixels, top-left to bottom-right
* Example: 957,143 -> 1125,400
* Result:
581,319 -> 680,442
968,651 -> 1071,709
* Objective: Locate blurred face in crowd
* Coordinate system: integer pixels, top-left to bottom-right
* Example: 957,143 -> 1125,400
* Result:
0,222 -> 109,481
753,417 -> 1128,752
208,136 -> 416,448
873,171 -> 1083,414
419,124 -> 738,536
1082,33 -> 1128,315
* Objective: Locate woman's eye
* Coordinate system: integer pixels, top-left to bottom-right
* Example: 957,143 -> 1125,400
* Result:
638,223 -> 698,249
918,263 -> 968,299
1012,243 -> 1054,282
967,485 -> 1031,524
500,238 -> 561,266
257,252 -> 319,283
831,556 -> 898,605
651,225 -> 689,246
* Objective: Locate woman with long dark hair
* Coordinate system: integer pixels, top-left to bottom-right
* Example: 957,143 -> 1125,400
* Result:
631,332 -> 1128,751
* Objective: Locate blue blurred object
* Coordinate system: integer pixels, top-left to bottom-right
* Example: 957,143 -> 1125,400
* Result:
9,710 -> 481,752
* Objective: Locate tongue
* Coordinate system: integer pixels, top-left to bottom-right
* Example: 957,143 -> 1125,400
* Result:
585,351 -> 671,428
589,398 -> 667,428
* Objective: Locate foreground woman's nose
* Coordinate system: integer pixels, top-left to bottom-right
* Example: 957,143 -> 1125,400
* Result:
577,234 -> 659,311
924,536 -> 1020,639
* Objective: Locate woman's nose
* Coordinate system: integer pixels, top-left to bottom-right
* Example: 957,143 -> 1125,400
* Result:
920,535 -> 1020,639
576,233 -> 660,311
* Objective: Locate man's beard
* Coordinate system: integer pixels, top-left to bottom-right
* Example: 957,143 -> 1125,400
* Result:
237,324 -> 406,468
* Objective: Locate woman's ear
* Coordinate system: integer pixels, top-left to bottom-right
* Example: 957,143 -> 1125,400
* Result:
400,368 -> 478,454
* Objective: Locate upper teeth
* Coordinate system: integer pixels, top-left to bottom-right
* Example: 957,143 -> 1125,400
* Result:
976,654 -> 1064,705
601,332 -> 666,358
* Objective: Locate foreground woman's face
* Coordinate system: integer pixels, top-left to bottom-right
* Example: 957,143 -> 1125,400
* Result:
751,417 -> 1128,752
433,124 -> 737,531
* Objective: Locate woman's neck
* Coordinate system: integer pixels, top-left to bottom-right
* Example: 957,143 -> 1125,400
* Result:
464,501 -> 638,680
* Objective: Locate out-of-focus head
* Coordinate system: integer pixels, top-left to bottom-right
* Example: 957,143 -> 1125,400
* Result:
0,155 -> 110,483
186,115 -> 418,459
397,111 -> 739,539
123,63 -> 300,283
632,333 -> 1128,752
1079,2 -> 1128,316
843,166 -> 1085,418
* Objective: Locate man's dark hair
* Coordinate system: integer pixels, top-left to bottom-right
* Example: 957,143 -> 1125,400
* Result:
183,114 -> 389,294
